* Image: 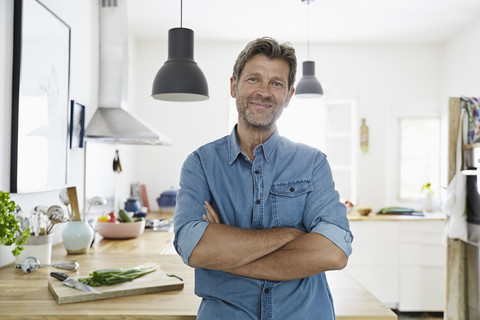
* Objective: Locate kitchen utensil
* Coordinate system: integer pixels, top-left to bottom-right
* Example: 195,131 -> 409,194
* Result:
113,149 -> 122,173
50,272 -> 101,294
59,188 -> 72,220
48,267 -> 183,304
156,188 -> 177,210
66,187 -> 81,221
15,256 -> 79,273
47,212 -> 68,234
17,215 -> 30,233
84,196 -> 107,220
124,195 -> 142,213
16,256 -> 40,273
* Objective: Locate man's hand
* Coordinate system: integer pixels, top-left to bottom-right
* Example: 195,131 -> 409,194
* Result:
203,201 -> 220,224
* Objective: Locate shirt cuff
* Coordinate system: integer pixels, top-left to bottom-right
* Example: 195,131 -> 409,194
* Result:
311,221 -> 353,257
175,220 -> 209,265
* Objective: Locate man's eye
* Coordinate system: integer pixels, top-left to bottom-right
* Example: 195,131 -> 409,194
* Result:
272,82 -> 282,87
248,77 -> 258,82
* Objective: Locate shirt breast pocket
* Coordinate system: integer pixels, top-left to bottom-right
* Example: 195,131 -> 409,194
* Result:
270,180 -> 312,228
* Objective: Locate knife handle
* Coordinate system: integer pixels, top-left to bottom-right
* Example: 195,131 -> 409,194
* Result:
50,272 -> 68,281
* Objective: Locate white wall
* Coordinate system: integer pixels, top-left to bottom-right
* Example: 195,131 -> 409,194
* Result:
0,0 -> 99,267
442,19 -> 480,99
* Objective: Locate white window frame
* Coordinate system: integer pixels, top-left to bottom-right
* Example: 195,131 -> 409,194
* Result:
386,107 -> 441,208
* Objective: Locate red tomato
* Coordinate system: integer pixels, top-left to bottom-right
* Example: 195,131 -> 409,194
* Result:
107,211 -> 117,223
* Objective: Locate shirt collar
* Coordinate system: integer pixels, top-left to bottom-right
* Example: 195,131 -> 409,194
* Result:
228,125 -> 280,164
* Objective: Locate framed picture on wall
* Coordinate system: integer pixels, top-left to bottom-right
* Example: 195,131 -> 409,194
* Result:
70,100 -> 85,149
10,0 -> 71,193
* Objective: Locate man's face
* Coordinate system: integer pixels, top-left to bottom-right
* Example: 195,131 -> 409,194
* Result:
231,54 -> 294,131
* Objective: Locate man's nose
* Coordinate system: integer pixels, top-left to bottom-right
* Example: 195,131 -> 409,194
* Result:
256,82 -> 272,97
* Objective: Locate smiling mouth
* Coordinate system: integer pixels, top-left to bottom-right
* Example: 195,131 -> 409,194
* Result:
249,100 -> 271,109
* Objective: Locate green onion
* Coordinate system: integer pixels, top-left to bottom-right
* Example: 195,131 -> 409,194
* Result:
78,266 -> 156,287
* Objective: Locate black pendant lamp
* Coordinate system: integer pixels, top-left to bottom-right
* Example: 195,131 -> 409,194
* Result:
151,0 -> 209,102
295,0 -> 323,98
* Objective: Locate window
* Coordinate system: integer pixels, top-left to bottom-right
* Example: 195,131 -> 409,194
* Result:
398,117 -> 441,200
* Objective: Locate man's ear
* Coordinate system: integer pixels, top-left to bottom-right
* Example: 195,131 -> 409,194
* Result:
230,77 -> 237,98
284,87 -> 295,108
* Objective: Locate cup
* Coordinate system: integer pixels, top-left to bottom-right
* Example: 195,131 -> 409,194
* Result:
15,234 -> 53,264
61,220 -> 94,254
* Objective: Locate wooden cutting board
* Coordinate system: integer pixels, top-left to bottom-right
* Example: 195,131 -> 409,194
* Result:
48,268 -> 184,304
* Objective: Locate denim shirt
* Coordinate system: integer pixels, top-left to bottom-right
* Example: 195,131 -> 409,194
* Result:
174,126 -> 353,320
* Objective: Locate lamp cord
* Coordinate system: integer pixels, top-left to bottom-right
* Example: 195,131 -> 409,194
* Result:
307,1 -> 311,59
180,0 -> 183,28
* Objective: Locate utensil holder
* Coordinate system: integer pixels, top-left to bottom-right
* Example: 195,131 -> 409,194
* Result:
15,234 -> 52,264
61,220 -> 94,254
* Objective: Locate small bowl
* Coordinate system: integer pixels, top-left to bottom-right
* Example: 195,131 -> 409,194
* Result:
357,206 -> 373,216
96,220 -> 145,239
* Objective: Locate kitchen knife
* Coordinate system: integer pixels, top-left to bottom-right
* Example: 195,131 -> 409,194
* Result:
50,272 -> 101,294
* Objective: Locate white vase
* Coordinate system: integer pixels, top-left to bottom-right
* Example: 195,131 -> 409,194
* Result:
424,193 -> 434,212
61,221 -> 94,254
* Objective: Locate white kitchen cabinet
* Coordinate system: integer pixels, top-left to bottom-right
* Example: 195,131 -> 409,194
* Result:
346,217 -> 446,311
398,221 -> 446,311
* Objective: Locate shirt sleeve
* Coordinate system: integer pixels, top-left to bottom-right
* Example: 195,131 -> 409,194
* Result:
303,152 -> 354,257
173,152 -> 211,266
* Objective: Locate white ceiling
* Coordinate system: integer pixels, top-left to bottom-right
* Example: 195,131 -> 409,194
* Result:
127,0 -> 480,44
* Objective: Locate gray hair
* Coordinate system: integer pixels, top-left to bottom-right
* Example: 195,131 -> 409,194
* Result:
232,37 -> 297,90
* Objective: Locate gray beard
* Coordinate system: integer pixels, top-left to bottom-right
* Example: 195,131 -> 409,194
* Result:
242,107 -> 279,129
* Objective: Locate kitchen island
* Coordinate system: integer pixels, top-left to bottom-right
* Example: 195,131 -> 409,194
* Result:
0,216 -> 396,319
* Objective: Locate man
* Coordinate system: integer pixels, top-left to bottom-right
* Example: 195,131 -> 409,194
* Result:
174,37 -> 353,319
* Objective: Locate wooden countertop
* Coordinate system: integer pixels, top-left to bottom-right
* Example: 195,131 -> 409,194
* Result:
0,216 -> 396,320
348,211 -> 446,221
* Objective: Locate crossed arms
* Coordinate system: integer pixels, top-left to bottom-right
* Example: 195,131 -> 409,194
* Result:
188,202 -> 348,282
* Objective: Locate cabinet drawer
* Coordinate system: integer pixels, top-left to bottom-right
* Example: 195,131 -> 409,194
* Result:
400,230 -> 444,245
399,221 -> 444,235
350,221 -> 400,243
399,265 -> 446,311
400,243 -> 446,266
349,242 -> 399,265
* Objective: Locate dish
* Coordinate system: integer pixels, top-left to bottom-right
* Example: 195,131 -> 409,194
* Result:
357,206 -> 373,216
96,220 -> 145,239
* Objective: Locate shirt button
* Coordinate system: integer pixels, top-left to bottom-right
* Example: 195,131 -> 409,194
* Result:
256,199 -> 261,204
290,187 -> 295,192
255,170 -> 260,174
264,288 -> 270,294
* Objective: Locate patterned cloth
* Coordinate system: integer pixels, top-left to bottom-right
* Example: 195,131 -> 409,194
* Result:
462,96 -> 480,144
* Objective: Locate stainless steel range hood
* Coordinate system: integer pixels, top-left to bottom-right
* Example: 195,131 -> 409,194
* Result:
85,107 -> 172,145
85,0 -> 171,146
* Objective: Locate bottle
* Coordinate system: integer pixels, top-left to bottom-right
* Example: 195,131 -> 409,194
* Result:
360,118 -> 369,153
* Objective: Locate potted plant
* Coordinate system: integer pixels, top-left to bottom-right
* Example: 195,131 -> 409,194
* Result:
421,182 -> 435,212
0,191 -> 30,256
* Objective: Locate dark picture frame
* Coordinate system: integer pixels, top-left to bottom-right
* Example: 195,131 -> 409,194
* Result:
70,101 -> 85,149
10,0 -> 71,193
